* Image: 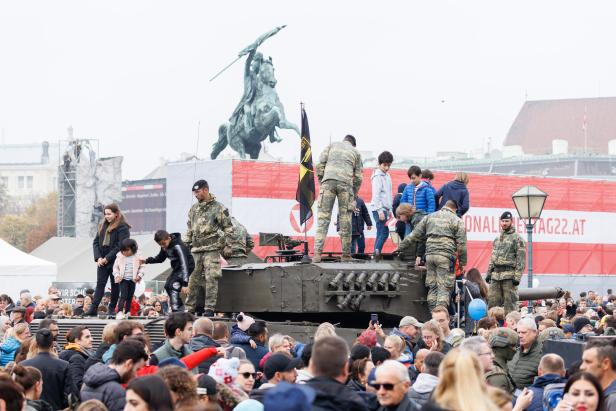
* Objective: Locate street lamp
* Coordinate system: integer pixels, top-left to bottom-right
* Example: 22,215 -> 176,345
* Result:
512,185 -> 548,309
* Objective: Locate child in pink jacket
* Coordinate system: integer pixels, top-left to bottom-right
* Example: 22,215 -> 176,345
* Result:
113,238 -> 144,316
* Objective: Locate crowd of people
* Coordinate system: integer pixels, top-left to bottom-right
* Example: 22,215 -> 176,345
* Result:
0,285 -> 614,411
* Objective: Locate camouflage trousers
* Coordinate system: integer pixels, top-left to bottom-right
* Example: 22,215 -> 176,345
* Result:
185,251 -> 221,312
314,180 -> 354,255
425,254 -> 455,311
488,279 -> 518,315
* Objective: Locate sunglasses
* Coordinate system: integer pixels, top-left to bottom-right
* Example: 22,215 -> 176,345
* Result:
240,372 -> 258,379
370,382 -> 401,391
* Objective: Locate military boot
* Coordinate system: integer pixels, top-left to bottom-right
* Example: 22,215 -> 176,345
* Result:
312,253 -> 321,263
341,254 -> 353,262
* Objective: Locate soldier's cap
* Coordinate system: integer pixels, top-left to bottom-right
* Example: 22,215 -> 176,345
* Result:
192,179 -> 208,191
489,327 -> 518,348
500,211 -> 513,220
399,316 -> 423,328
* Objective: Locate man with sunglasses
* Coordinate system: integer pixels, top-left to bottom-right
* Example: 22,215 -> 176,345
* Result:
372,360 -> 417,410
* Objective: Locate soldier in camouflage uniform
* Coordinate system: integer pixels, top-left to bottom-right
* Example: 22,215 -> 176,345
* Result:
396,200 -> 467,310
226,216 -> 255,266
485,327 -> 518,394
485,211 -> 526,314
184,180 -> 234,317
313,135 -> 363,262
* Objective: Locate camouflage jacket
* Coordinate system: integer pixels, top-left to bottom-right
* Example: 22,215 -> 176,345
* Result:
229,217 -> 254,257
184,193 -> 233,253
486,356 -> 515,394
399,207 -> 467,265
487,227 -> 526,281
316,141 -> 363,196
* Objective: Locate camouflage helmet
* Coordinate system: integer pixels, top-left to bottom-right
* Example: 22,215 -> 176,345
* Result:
539,327 -> 565,344
489,327 -> 518,348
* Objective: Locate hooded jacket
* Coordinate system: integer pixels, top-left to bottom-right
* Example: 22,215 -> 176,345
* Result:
59,344 -> 92,400
435,180 -> 469,217
408,374 -> 438,407
189,334 -> 220,374
307,376 -> 367,411
80,363 -> 126,411
527,374 -> 567,411
401,181 -> 436,213
145,233 -> 193,285
371,168 -> 393,213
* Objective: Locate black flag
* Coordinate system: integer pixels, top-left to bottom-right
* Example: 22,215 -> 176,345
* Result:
296,105 -> 316,226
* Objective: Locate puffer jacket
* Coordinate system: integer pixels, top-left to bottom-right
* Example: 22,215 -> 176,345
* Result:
0,336 -> 21,366
229,324 -> 251,344
408,373 -> 438,407
401,181 -> 435,213
508,339 -> 543,389
80,363 -> 125,411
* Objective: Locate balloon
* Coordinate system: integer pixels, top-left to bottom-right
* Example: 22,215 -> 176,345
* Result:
468,299 -> 488,321
134,280 -> 146,297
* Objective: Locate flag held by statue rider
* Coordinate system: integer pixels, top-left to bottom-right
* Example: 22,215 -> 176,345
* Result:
296,103 -> 316,260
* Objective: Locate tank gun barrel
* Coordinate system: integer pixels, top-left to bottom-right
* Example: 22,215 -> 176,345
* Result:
355,272 -> 367,290
366,272 -> 379,291
328,272 -> 344,290
343,272 -> 356,291
377,272 -> 390,291
389,272 -> 401,291
518,287 -> 564,301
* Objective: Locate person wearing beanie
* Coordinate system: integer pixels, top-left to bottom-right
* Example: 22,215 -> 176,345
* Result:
208,357 -> 249,411
21,329 -> 71,410
230,313 -> 257,348
574,316 -> 594,337
485,210 -> 527,315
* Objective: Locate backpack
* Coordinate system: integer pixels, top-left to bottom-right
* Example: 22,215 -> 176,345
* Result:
542,382 -> 566,411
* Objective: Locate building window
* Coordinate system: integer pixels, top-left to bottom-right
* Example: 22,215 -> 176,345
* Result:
18,176 -> 24,189
27,176 -> 33,189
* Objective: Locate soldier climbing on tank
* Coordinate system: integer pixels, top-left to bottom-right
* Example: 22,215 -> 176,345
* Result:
485,211 -> 526,315
184,180 -> 234,317
395,200 -> 467,311
226,217 -> 255,266
313,135 -> 363,263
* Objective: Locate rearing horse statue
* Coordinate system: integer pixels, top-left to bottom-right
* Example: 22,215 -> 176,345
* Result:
211,26 -> 299,159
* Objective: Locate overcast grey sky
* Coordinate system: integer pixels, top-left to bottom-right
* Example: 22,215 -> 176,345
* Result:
0,1 -> 614,179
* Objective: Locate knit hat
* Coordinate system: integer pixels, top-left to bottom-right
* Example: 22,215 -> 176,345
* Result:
158,358 -> 186,369
237,312 -> 255,332
489,327 -> 518,348
350,344 -> 371,361
208,357 -> 240,385
356,329 -> 377,348
573,317 -> 592,334
264,382 -> 315,411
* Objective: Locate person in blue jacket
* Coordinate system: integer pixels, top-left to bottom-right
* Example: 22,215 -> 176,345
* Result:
436,172 -> 470,217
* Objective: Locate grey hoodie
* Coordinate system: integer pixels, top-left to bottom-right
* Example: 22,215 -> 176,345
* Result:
408,373 -> 438,406
370,168 -> 393,213
80,362 -> 126,411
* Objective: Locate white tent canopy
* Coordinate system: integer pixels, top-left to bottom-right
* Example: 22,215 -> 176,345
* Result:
0,239 -> 57,300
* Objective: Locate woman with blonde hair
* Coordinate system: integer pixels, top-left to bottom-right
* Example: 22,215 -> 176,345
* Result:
421,320 -> 451,354
60,303 -> 73,317
314,322 -> 337,341
0,323 -> 30,366
425,349 -> 499,411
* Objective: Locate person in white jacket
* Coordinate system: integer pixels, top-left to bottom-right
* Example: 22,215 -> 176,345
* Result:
371,151 -> 394,253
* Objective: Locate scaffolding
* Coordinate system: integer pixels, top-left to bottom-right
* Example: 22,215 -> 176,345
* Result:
56,138 -> 99,237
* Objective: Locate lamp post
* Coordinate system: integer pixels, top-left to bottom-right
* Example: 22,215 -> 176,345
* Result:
512,186 -> 548,309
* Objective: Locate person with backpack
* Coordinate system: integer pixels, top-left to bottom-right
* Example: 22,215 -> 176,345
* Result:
525,354 -> 567,411
141,230 -> 195,312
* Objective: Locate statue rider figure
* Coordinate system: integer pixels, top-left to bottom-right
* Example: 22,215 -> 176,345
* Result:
229,26 -> 285,143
